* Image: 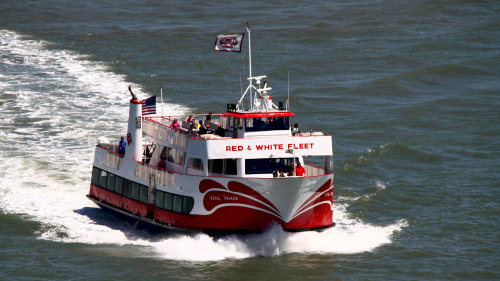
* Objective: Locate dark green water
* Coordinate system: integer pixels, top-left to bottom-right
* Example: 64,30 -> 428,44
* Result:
1,0 -> 499,280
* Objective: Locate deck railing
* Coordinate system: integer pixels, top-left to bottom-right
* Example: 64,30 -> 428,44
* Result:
304,163 -> 331,177
135,163 -> 174,187
142,118 -> 189,148
96,144 -> 123,170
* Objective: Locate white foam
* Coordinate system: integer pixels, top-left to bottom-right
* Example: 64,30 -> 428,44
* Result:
0,29 -> 407,261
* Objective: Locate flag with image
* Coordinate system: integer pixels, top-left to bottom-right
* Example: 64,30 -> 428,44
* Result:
214,33 -> 245,52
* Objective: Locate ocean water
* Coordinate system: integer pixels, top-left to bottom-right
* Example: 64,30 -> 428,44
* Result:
1,0 -> 499,280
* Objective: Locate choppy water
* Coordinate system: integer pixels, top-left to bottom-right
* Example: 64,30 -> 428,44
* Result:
1,1 -> 499,280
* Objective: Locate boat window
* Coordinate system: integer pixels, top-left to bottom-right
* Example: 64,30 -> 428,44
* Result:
115,176 -> 124,194
245,157 -> 298,175
208,159 -> 223,174
245,117 -> 289,132
91,167 -> 100,185
224,159 -> 237,175
176,150 -> 185,166
156,191 -> 164,208
122,179 -> 131,198
164,193 -> 173,211
131,182 -> 140,200
188,158 -> 203,171
106,173 -> 115,192
139,185 -> 148,203
173,195 -> 183,213
98,170 -> 107,187
183,197 -> 194,214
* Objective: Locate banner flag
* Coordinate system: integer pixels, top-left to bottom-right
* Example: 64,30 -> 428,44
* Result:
214,33 -> 245,52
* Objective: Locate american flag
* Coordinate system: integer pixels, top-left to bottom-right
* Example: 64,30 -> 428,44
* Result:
142,95 -> 156,115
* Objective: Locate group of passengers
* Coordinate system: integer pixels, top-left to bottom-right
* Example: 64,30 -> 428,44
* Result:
177,114 -> 224,137
273,161 -> 306,177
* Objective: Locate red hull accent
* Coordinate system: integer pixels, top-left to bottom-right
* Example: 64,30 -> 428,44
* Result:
89,182 -> 333,231
89,184 -> 153,217
154,205 -> 332,231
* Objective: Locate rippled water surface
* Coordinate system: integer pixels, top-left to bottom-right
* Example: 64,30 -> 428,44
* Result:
1,1 -> 499,280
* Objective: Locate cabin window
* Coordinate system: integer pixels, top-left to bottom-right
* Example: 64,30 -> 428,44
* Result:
123,179 -> 132,198
224,159 -> 237,175
139,185 -> 148,203
106,173 -> 115,192
131,182 -> 140,200
162,146 -> 185,165
91,167 -> 100,185
176,150 -> 185,166
245,117 -> 289,131
98,170 -> 107,187
183,197 -> 194,214
115,176 -> 124,194
156,191 -> 164,208
245,157 -> 298,175
164,193 -> 173,211
173,195 -> 183,213
208,159 -> 223,174
188,158 -> 203,171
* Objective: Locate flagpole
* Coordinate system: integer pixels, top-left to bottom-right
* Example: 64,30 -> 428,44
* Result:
246,24 -> 253,111
160,86 -> 164,116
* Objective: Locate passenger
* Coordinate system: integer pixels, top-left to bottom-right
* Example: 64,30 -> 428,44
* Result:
119,136 -> 126,155
158,153 -> 166,169
292,123 -> 299,136
287,162 -> 295,176
198,123 -> 208,135
197,120 -> 204,130
170,118 -> 180,130
206,112 -> 212,121
215,124 -> 225,137
188,122 -> 197,133
273,168 -> 279,178
185,115 -> 194,124
279,171 -> 286,177
295,161 -> 306,176
158,159 -> 166,169
205,124 -> 214,134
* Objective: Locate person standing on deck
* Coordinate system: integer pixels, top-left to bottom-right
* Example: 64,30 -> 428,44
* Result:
119,136 -> 126,155
295,161 -> 306,176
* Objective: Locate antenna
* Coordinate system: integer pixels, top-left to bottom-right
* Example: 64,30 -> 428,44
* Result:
287,71 -> 290,110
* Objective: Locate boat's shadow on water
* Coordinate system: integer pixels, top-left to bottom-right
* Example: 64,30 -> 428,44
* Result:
73,207 -> 186,241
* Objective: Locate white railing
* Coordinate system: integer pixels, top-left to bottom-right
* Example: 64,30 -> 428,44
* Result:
96,145 -> 123,170
142,118 -> 189,148
304,164 -> 327,177
134,163 -> 174,187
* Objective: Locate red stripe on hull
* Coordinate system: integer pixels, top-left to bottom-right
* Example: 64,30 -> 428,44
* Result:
89,184 -> 152,217
89,184 -> 123,208
154,204 -> 332,231
285,204 -> 333,230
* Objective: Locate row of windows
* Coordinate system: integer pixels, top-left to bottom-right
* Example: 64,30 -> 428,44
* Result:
155,190 -> 194,214
92,167 -> 149,203
245,157 -> 298,174
227,117 -> 290,132
91,167 -> 194,215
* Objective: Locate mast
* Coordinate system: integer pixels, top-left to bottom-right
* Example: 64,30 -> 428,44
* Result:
246,24 -> 253,110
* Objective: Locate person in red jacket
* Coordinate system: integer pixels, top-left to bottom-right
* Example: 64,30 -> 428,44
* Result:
295,161 -> 306,176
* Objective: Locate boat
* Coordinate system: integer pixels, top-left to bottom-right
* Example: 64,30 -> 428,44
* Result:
87,26 -> 334,233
